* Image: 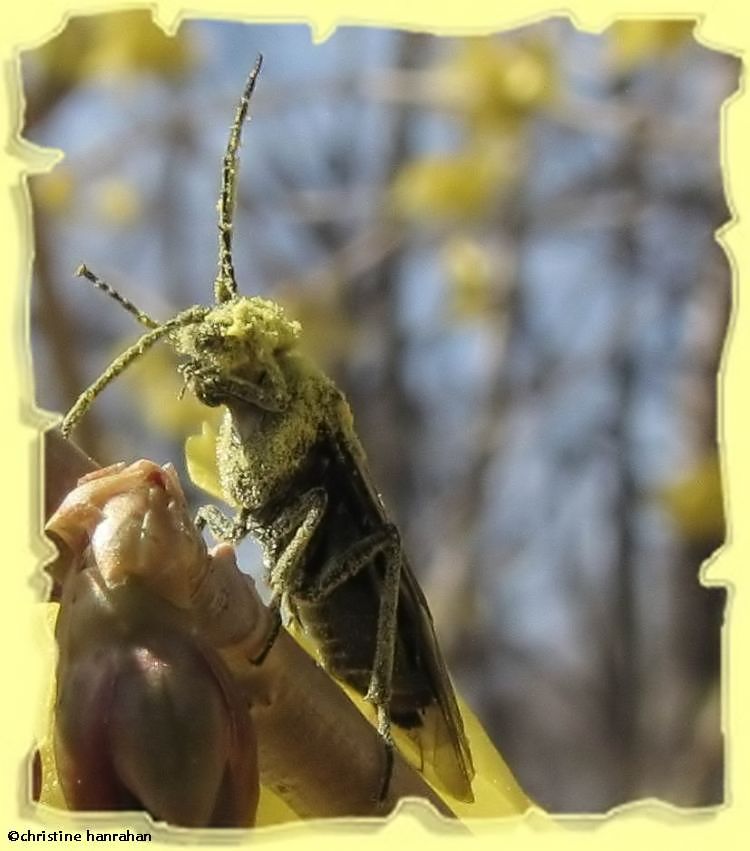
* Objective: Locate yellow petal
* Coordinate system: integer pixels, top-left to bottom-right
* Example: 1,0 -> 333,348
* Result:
185,420 -> 231,504
288,627 -> 532,818
255,786 -> 301,826
449,697 -> 533,819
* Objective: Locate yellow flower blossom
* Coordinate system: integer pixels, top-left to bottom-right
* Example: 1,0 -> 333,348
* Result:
392,145 -> 511,222
442,237 -> 494,319
82,11 -> 192,80
608,20 -> 695,72
441,37 -> 555,132
659,452 -> 725,544
33,10 -> 192,85
32,168 -> 75,215
96,179 -> 141,227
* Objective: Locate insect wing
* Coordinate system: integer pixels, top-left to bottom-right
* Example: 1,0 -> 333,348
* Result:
396,559 -> 476,803
333,429 -> 475,802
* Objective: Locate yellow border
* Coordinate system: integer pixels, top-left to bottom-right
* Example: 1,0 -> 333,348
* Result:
2,1 -> 746,848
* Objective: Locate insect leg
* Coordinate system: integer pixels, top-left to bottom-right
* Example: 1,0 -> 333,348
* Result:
181,367 -> 288,413
297,524 -> 400,602
201,487 -> 324,665
266,487 -> 328,603
220,369 -> 289,412
193,505 -> 283,666
363,531 -> 402,802
293,524 -> 402,802
246,597 -> 283,666
195,505 -> 250,544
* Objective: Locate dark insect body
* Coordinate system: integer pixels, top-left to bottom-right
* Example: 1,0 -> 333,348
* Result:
60,56 -> 475,803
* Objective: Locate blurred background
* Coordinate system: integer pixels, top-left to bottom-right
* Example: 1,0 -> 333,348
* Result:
23,13 -> 737,813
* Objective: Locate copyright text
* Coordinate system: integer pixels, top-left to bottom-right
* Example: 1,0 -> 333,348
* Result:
8,829 -> 152,842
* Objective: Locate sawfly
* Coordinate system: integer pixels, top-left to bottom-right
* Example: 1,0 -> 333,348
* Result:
60,55 -> 475,803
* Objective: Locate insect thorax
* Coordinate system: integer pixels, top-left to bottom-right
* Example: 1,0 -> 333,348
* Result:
215,355 -> 354,513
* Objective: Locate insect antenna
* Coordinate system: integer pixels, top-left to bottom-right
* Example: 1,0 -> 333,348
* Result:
61,305 -> 210,437
76,263 -> 159,329
214,53 -> 264,305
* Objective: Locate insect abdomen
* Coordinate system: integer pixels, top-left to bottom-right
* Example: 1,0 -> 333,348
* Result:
280,434 -> 436,725
295,584 -> 435,729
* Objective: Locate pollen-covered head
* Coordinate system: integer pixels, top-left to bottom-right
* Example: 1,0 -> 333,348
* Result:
173,296 -> 301,411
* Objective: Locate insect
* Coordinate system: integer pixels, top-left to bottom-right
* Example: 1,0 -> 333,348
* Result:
60,56 -> 475,803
